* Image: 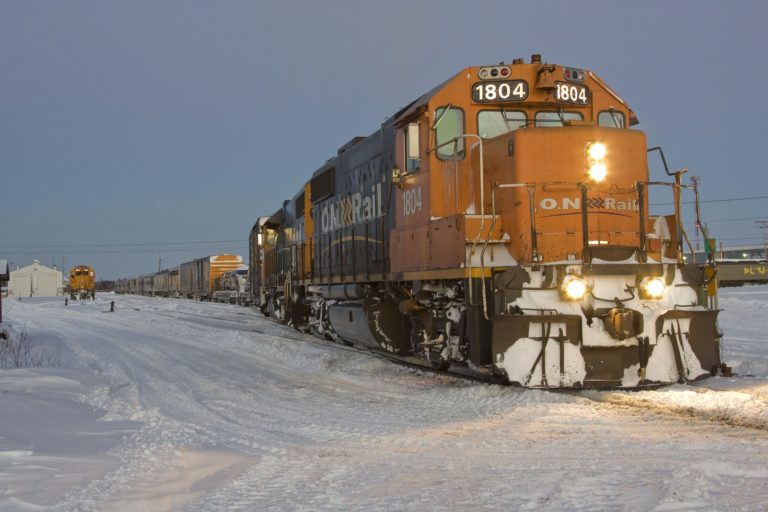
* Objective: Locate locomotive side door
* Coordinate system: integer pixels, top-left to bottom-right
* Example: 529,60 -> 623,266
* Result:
390,116 -> 431,273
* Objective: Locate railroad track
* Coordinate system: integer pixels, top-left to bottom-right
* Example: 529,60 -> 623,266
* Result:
129,299 -> 768,433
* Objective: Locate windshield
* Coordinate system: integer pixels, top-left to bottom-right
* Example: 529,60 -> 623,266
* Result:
598,110 -> 626,128
534,111 -> 583,127
478,110 -> 527,139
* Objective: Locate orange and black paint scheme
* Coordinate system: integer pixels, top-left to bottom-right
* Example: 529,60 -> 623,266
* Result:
69,265 -> 96,300
250,55 -> 725,388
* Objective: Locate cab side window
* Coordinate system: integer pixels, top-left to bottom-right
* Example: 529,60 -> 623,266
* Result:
405,122 -> 420,172
598,110 -> 626,128
435,107 -> 465,160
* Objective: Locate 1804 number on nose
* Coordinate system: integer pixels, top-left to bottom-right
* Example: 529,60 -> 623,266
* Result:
472,80 -> 528,103
555,82 -> 589,104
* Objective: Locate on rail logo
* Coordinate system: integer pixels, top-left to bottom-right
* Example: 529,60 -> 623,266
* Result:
319,182 -> 384,234
538,196 -> 639,211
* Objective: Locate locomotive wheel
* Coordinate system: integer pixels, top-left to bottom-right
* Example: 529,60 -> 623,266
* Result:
290,287 -> 309,333
431,360 -> 451,371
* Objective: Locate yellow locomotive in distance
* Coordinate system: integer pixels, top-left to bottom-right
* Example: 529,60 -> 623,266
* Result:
68,265 -> 96,300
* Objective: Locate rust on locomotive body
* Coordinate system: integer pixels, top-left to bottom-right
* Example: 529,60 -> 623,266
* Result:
251,55 -> 725,389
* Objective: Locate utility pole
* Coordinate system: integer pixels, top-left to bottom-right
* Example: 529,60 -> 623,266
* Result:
0,262 -> 6,324
757,220 -> 768,260
158,253 -> 162,272
691,175 -> 701,251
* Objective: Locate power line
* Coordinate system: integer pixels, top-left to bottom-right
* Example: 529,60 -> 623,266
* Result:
697,194 -> 768,204
0,245 -> 248,256
0,239 -> 244,250
705,237 -> 764,242
702,216 -> 768,224
651,194 -> 768,206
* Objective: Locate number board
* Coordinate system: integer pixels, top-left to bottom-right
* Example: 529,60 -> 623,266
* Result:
554,82 -> 590,105
472,80 -> 529,103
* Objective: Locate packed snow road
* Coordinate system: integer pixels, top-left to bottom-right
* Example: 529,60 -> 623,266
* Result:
2,287 -> 768,511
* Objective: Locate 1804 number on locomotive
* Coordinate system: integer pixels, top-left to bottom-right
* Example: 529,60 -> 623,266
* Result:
472,80 -> 528,103
555,82 -> 590,104
402,186 -> 423,216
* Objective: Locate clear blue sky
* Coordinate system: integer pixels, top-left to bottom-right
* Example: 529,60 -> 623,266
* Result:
2,0 -> 767,279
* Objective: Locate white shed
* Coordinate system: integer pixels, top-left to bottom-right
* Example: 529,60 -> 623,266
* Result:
9,260 -> 63,298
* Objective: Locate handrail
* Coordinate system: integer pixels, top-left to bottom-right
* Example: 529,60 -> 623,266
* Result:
579,183 -> 590,264
434,134 -> 485,221
494,183 -> 537,268
435,135 -> 486,309
637,182 -> 646,262
493,178 -> 697,268
640,179 -> 694,265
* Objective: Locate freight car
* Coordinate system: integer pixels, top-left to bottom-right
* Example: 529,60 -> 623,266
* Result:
68,265 -> 96,300
716,260 -> 768,286
180,254 -> 244,300
117,254 -> 243,300
150,267 -> 180,297
250,54 -> 726,389
212,266 -> 250,304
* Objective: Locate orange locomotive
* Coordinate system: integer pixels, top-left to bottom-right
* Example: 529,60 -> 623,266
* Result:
68,265 -> 96,300
251,54 -> 724,388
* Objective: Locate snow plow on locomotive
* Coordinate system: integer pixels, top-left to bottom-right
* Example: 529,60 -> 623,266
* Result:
251,55 -> 725,389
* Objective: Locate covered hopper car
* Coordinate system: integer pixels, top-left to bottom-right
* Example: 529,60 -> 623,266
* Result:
250,54 -> 725,389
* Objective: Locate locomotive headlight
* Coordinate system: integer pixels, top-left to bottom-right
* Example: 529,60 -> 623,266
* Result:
587,142 -> 607,160
561,275 -> 588,301
588,162 -> 607,182
586,142 -> 608,182
639,276 -> 666,299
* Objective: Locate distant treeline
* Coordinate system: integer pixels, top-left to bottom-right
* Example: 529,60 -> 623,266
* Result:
95,280 -> 115,292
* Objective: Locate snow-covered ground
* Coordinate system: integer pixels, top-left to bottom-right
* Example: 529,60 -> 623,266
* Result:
0,287 -> 767,511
